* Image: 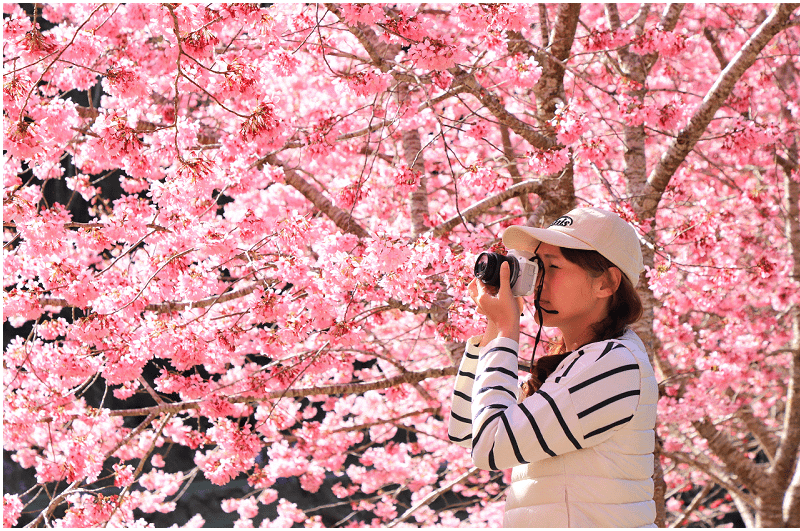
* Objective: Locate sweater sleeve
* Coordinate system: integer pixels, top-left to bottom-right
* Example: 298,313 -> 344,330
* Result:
471,337 -> 641,471
448,336 -> 493,448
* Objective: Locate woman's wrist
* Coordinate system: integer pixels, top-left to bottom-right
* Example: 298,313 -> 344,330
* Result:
497,324 -> 520,343
493,310 -> 520,341
494,316 -> 520,342
479,321 -> 499,348
480,319 -> 520,347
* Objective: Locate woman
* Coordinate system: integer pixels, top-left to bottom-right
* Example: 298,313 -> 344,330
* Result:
448,207 -> 658,528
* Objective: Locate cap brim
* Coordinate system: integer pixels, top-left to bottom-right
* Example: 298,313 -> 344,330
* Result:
503,226 -> 595,253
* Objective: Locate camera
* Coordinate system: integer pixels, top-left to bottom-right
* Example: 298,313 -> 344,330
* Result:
474,250 -> 539,297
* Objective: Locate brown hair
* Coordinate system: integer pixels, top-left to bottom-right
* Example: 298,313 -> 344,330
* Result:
520,247 -> 643,398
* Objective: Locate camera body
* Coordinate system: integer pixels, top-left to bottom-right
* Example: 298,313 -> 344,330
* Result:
474,250 -> 539,297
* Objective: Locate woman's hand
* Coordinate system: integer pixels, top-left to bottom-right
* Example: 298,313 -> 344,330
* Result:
468,261 -> 523,344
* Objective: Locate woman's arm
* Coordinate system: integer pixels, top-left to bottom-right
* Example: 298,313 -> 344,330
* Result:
447,337 -> 483,448
470,337 -> 642,470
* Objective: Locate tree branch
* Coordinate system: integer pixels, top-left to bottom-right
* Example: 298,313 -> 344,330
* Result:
703,27 -> 729,70
429,178 -> 547,238
40,281 -> 267,314
386,466 -> 478,527
107,365 -> 457,417
324,3 -> 398,73
549,3 -> 582,63
662,448 -> 757,508
669,483 -> 712,528
115,248 -> 194,313
538,4 -> 550,47
448,67 -> 556,151
734,401 -> 778,463
660,3 -> 688,39
636,3 -> 799,219
17,4 -> 106,123
692,417 -> 770,496
261,154 -> 371,239
532,2 -> 580,122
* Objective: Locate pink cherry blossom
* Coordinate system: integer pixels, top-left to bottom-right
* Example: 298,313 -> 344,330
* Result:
3,494 -> 23,528
525,147 -> 570,175
407,39 -> 469,71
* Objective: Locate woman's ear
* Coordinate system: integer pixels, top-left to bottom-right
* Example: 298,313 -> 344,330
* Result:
595,267 -> 622,299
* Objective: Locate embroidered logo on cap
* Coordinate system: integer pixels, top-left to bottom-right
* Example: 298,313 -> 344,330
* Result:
550,216 -> 573,227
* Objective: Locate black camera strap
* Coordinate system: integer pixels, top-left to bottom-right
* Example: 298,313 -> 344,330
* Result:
531,243 -> 546,373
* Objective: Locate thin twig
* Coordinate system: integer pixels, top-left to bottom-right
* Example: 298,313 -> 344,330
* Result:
387,466 -> 478,527
113,248 -> 195,313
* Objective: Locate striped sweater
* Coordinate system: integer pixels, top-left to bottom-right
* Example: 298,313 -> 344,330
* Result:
448,328 -> 657,527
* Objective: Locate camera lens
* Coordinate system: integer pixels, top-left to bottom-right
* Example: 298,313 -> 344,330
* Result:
474,253 -> 495,283
474,252 -> 512,288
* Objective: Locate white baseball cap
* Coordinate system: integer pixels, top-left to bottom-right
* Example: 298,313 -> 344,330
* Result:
502,207 -> 645,287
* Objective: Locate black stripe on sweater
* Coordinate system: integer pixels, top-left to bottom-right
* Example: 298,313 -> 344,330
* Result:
585,415 -> 634,438
477,385 -> 517,400
472,409 -> 506,453
500,411 -> 527,465
453,389 -> 471,402
450,410 -> 471,424
596,341 -> 623,361
481,345 -> 518,360
577,390 -> 640,419
484,366 -> 518,379
555,352 -> 582,383
458,370 -> 476,380
540,390 -> 582,450
568,364 -> 639,393
474,403 -> 505,419
518,401 -> 557,457
448,432 -> 472,443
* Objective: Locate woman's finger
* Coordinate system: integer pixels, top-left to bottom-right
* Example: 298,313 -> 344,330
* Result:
468,279 -> 486,315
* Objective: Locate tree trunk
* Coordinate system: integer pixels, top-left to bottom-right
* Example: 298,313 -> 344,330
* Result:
608,5 -> 685,524
760,134 -> 800,527
528,3 -> 581,224
398,107 -> 429,238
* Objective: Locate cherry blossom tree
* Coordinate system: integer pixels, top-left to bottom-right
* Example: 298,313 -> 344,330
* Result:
4,3 -> 800,527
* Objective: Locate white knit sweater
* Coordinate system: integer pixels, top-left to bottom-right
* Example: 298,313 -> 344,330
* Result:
448,329 -> 658,527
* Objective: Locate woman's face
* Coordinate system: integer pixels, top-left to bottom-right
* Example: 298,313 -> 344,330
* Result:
533,243 -> 611,337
